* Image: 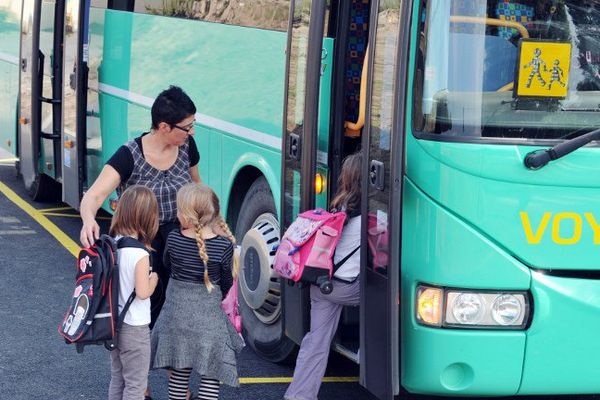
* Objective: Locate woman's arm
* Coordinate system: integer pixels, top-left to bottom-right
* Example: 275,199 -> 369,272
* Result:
79,165 -> 121,247
188,136 -> 201,183
220,243 -> 234,298
189,166 -> 201,183
134,255 -> 159,300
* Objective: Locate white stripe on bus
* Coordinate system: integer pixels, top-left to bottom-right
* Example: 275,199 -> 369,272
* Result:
0,52 -> 19,65
98,83 -> 281,150
98,83 -> 328,163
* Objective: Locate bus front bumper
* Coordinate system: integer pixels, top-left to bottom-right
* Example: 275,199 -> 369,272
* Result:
402,323 -> 526,396
517,270 -> 600,395
403,272 -> 600,396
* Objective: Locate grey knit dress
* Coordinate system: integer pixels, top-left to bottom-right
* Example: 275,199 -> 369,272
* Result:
150,232 -> 244,387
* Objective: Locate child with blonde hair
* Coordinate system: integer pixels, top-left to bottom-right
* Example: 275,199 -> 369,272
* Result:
150,183 -> 243,400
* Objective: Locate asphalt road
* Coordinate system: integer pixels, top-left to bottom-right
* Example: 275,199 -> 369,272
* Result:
0,163 -> 372,400
0,162 -> 598,400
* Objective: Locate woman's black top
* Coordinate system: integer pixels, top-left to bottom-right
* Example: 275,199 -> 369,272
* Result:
163,230 -> 234,297
106,133 -> 199,223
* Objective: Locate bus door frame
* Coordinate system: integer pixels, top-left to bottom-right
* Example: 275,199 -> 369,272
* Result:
18,0 -> 37,190
360,0 -> 412,398
61,0 -> 90,209
280,0 -> 329,344
18,0 -> 65,191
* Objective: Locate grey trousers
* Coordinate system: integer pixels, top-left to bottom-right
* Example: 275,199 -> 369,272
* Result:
284,278 -> 360,400
109,323 -> 151,400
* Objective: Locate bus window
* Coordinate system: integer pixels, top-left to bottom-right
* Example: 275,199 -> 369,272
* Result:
133,0 -> 290,32
413,0 -> 600,140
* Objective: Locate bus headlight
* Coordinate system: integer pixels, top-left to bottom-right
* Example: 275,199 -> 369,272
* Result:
491,294 -> 523,326
416,285 -> 530,329
451,293 -> 485,325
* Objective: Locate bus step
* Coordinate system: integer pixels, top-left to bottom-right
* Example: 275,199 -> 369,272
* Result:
332,341 -> 359,364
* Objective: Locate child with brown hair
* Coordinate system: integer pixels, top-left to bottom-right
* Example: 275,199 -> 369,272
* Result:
285,152 -> 362,400
108,185 -> 160,400
150,183 -> 244,400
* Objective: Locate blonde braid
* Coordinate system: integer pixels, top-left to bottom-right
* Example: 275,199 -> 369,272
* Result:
195,223 -> 214,292
216,215 -> 239,279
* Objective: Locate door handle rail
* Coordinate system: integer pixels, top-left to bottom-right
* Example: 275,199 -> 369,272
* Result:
39,96 -> 61,104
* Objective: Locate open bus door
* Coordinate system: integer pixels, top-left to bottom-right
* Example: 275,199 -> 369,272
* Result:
359,0 -> 409,399
281,0 -> 329,344
61,0 -> 89,209
18,0 -> 64,199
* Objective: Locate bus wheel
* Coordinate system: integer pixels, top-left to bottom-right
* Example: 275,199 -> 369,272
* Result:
28,172 -> 61,202
235,177 -> 297,363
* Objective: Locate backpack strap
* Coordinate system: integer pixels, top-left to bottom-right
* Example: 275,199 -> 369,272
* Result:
114,237 -> 148,346
333,245 -> 360,272
116,236 -> 146,251
114,292 -> 137,343
117,236 -> 152,270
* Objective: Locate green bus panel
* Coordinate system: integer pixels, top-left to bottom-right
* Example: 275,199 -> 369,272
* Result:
518,272 -> 600,394
405,135 -> 600,272
400,180 -> 529,395
0,6 -> 21,157
89,9 -> 289,214
403,1 -> 600,394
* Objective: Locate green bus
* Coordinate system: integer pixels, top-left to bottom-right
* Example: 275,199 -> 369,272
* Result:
2,0 -> 600,398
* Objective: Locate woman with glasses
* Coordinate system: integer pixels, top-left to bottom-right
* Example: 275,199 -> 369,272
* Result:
79,86 -> 200,400
79,85 -> 200,321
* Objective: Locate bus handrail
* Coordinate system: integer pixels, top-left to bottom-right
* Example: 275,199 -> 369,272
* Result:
344,45 -> 369,136
449,16 -> 529,93
449,16 -> 530,40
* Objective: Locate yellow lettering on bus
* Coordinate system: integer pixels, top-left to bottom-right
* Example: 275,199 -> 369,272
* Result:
520,212 -> 551,244
584,213 -> 600,245
551,212 -> 582,245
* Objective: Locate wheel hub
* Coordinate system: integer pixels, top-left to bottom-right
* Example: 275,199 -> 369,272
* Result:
239,213 -> 281,325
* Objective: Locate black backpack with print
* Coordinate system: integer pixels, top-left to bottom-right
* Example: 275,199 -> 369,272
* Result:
58,235 -> 146,353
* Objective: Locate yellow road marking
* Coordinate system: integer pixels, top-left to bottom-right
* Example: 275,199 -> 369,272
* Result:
0,179 -> 359,385
38,206 -> 73,212
0,181 -> 80,257
239,377 -> 358,384
41,212 -> 111,220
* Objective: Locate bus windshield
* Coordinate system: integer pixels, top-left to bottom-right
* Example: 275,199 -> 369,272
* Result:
413,0 -> 600,141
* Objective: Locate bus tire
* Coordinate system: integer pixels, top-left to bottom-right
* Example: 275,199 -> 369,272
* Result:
28,172 -> 61,202
235,176 -> 297,363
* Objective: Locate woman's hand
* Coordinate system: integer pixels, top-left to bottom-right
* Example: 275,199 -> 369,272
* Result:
78,165 -> 121,248
80,219 -> 100,248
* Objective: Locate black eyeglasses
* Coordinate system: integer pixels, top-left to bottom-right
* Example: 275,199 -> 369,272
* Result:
171,123 -> 195,134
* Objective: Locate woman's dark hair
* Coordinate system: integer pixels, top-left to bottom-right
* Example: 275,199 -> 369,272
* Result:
330,152 -> 362,214
151,85 -> 197,129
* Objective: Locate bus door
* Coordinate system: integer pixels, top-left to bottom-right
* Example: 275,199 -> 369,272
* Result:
61,0 -> 90,208
360,0 -> 408,398
281,0 -> 331,343
18,0 -> 64,196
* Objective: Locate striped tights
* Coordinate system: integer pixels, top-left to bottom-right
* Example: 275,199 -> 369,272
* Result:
169,368 -> 220,400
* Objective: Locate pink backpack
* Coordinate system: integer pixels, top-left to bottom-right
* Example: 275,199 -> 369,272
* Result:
221,278 -> 242,335
273,209 -> 347,294
368,212 -> 389,274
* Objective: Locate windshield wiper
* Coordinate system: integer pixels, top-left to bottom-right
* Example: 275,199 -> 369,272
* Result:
524,128 -> 600,170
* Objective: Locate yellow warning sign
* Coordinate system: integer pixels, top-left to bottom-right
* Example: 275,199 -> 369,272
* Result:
517,41 -> 571,98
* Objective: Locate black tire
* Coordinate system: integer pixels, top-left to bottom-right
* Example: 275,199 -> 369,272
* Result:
28,172 -> 61,202
235,176 -> 297,363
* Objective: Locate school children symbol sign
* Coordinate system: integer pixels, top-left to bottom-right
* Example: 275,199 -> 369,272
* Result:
516,40 -> 571,98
